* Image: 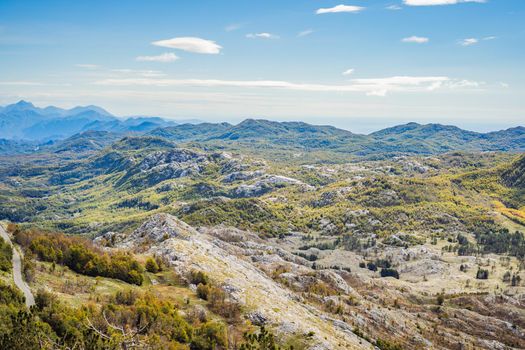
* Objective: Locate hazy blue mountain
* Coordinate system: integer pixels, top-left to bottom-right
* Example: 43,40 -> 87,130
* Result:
22,111 -> 117,140
0,138 -> 38,155
80,116 -> 177,134
1,101 -> 524,156
0,101 -> 176,141
0,100 -> 116,140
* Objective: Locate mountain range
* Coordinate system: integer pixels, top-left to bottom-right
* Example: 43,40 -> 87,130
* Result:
0,100 -> 177,140
0,101 -> 524,156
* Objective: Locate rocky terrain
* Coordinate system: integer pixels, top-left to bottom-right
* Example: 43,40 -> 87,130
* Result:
0,113 -> 524,349
98,212 -> 525,350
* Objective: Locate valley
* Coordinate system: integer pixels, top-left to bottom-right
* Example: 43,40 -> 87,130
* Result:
0,102 -> 524,349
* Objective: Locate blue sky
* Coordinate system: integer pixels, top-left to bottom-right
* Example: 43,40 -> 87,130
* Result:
0,0 -> 523,133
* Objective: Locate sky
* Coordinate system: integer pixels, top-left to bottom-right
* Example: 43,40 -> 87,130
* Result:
0,0 -> 524,133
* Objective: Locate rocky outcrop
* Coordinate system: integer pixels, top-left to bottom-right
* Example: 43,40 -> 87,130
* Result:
231,174 -> 314,198
117,214 -> 367,350
120,213 -> 194,248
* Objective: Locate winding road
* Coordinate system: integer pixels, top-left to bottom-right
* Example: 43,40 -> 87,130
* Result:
0,224 -> 35,307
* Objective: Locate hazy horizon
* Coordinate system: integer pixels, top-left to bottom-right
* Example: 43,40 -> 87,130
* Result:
2,99 -> 522,135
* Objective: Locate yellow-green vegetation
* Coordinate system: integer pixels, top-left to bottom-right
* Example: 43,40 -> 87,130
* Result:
0,130 -> 524,349
0,239 -> 288,350
0,236 -> 12,272
10,224 -> 144,285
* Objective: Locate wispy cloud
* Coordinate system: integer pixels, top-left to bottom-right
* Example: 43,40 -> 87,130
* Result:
386,4 -> 403,10
402,36 -> 429,43
0,81 -> 45,86
316,5 -> 365,14
76,64 -> 100,70
94,75 -> 479,97
404,0 -> 485,6
298,29 -> 314,37
342,68 -> 355,76
152,37 -> 222,54
483,36 -> 497,41
136,52 -> 179,62
246,32 -> 279,39
459,38 -> 478,46
111,69 -> 165,78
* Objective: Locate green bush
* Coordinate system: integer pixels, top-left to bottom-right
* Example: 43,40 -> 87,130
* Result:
145,257 -> 160,273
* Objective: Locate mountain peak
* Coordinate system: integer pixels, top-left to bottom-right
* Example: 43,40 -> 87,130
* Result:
4,100 -> 36,111
14,100 -> 35,107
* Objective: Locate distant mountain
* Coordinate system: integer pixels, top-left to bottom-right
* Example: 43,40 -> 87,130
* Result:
22,111 -> 116,140
81,117 -> 177,134
0,100 -> 177,141
0,100 -> 116,140
482,127 -> 525,151
0,139 -> 38,155
212,119 -> 354,139
369,122 -> 525,154
148,122 -> 232,142
49,130 -> 123,154
146,119 -> 525,155
1,101 -> 524,156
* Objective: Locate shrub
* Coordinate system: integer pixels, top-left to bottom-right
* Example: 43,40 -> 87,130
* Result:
476,268 -> 489,280
240,325 -> 293,350
191,321 -> 228,350
145,257 -> 160,273
13,228 -> 144,285
197,283 -> 210,300
190,270 -> 209,285
380,268 -> 400,279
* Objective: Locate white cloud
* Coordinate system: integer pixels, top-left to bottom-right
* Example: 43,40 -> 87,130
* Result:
316,4 -> 364,14
0,81 -> 44,86
94,75 -> 479,97
152,37 -> 222,54
76,64 -> 100,69
342,68 -> 355,76
404,0 -> 485,5
246,32 -> 279,39
483,36 -> 497,41
111,69 -> 165,78
460,38 -> 478,46
386,4 -> 403,10
298,29 -> 314,37
136,52 -> 179,63
402,36 -> 429,43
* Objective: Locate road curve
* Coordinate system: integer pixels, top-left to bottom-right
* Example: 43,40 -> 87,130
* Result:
0,224 -> 35,307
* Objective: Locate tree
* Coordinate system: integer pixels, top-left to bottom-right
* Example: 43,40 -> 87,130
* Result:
240,326 -> 287,350
380,268 -> 400,279
476,268 -> 489,280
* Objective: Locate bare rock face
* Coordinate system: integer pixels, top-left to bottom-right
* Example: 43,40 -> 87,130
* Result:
138,149 -> 207,171
119,213 -> 367,350
222,170 -> 265,183
121,213 -> 194,248
230,174 -> 314,198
